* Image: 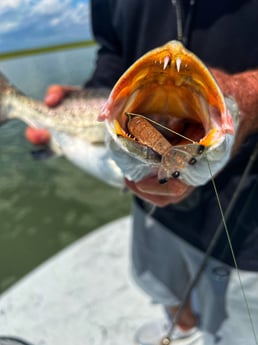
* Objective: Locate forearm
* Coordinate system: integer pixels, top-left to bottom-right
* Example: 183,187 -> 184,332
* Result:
210,68 -> 258,152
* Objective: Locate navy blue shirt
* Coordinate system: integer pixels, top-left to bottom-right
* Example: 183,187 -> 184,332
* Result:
86,0 -> 258,270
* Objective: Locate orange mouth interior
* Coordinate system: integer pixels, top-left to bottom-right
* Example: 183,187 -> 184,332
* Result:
108,41 -> 226,150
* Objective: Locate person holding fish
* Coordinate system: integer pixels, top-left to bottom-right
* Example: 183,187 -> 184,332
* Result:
25,0 -> 258,344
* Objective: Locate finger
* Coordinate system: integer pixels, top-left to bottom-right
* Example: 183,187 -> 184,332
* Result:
25,127 -> 51,145
125,178 -> 194,207
44,85 -> 66,107
125,179 -> 175,207
44,85 -> 81,107
136,176 -> 190,196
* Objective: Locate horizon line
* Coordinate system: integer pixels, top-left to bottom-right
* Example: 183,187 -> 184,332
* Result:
0,40 -> 96,60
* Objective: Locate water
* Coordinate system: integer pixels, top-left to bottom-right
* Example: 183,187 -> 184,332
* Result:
0,47 -> 131,293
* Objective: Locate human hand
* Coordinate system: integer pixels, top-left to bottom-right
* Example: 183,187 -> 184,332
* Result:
210,67 -> 258,154
125,67 -> 258,207
25,85 -> 78,145
125,176 -> 195,207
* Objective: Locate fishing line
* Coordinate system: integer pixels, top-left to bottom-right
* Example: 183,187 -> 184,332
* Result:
207,154 -> 258,345
171,0 -> 197,46
130,112 -> 258,343
171,0 -> 184,42
160,144 -> 258,345
125,111 -> 258,344
125,111 -> 197,218
219,144 -> 258,261
125,112 -> 196,144
136,0 -> 256,341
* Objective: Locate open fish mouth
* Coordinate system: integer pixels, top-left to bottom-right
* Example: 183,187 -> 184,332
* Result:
100,41 -> 238,186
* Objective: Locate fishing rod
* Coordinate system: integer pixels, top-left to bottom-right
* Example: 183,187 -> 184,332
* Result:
162,2 -> 258,341
161,140 -> 258,345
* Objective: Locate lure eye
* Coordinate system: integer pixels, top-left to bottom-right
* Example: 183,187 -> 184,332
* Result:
197,145 -> 205,155
188,157 -> 197,165
159,178 -> 169,184
172,171 -> 180,178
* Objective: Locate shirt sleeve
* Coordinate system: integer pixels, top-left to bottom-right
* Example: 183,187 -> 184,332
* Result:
85,0 -> 124,89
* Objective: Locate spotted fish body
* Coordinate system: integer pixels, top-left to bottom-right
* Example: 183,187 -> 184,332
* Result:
100,41 -> 239,186
0,74 -> 123,187
0,41 -> 239,187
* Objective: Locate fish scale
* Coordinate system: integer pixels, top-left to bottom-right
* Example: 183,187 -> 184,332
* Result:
0,41 -> 239,187
102,41 -> 239,185
0,73 -> 123,187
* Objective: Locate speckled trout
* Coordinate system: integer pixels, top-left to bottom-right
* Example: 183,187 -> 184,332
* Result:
0,74 -> 123,187
101,41 -> 239,185
0,41 -> 239,187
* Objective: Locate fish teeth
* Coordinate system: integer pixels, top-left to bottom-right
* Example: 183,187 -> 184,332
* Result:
163,56 -> 171,70
176,57 -> 182,72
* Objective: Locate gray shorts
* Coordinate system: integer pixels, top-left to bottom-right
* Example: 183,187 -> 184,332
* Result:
131,202 -> 258,344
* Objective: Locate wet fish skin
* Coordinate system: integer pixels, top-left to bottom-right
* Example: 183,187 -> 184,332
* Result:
0,73 -> 124,187
100,41 -> 239,186
0,73 -> 108,144
0,41 -> 240,188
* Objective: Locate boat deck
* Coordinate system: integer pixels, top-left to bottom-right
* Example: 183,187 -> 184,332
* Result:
0,217 -> 163,345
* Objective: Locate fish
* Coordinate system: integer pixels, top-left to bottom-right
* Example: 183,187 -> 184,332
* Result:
0,41 -> 239,188
0,74 -> 124,187
100,40 -> 239,186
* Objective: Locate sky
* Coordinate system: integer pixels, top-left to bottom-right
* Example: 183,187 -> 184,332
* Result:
0,0 -> 92,53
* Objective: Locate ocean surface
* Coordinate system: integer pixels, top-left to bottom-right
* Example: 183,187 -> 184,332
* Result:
0,47 -> 131,293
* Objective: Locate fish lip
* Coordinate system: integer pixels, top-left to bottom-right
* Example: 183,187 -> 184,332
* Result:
102,40 -> 233,148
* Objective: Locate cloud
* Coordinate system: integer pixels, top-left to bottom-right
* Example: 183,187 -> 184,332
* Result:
32,0 -> 71,15
0,0 -> 91,52
0,21 -> 19,33
50,2 -> 89,27
0,0 -> 22,15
